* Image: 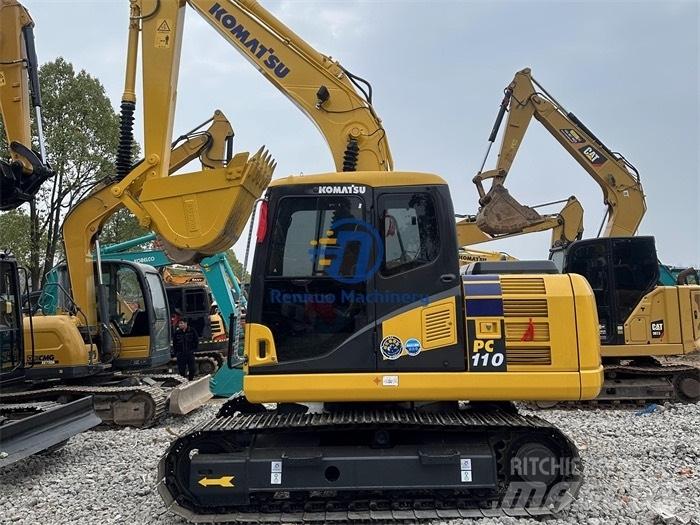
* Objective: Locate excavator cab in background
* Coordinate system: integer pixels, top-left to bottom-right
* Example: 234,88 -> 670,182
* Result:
480,68 -> 700,403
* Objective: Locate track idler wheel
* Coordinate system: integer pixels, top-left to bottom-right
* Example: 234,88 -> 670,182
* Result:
674,371 -> 700,402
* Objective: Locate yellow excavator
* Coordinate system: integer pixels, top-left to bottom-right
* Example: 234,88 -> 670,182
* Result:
0,0 -> 102,467
475,68 -> 699,403
0,0 -> 275,427
118,1 -> 605,519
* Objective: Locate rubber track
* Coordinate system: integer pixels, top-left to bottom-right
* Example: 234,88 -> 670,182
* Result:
158,407 -> 581,522
0,384 -> 166,427
166,355 -> 221,376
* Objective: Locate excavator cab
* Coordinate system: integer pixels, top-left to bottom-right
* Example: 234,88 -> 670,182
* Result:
28,260 -> 170,377
0,254 -> 24,384
556,237 -> 660,346
246,174 -> 462,375
100,261 -> 171,369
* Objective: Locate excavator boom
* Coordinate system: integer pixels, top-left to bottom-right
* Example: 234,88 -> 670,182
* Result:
188,0 -> 393,172
0,0 -> 53,209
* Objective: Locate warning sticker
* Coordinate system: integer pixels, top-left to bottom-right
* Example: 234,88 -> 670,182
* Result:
156,19 -> 171,32
270,461 -> 282,485
154,18 -> 172,48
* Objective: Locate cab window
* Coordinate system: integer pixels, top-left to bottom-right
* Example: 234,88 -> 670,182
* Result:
267,196 -> 364,278
379,193 -> 440,276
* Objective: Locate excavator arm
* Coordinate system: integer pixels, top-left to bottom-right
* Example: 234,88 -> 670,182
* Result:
187,0 -> 392,172
455,194 -> 584,249
63,105 -> 274,325
0,0 -> 53,210
474,68 -> 646,238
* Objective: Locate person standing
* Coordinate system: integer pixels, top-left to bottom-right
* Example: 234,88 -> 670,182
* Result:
172,318 -> 199,381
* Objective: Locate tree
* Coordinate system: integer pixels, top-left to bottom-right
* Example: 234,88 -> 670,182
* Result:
0,58 -> 121,288
100,209 -> 148,247
225,249 -> 250,283
0,209 -> 37,269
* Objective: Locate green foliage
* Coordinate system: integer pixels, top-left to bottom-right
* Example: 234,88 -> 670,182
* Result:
0,209 -> 36,268
100,209 -> 148,247
225,249 -> 250,283
0,58 -> 123,287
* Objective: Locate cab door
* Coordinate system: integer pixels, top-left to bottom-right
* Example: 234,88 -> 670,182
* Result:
248,185 -> 378,373
373,185 -> 464,371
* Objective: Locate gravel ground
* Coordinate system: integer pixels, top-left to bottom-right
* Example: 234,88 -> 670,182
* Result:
1,401 -> 698,525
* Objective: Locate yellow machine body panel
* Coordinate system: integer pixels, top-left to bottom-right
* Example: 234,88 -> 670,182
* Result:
268,171 -> 447,189
244,273 -> 602,403
22,315 -> 95,370
601,285 -> 700,358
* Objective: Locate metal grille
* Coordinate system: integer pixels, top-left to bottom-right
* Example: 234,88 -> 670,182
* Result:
503,298 -> 548,317
505,322 -> 550,342
423,307 -> 455,347
506,346 -> 552,365
500,277 -> 546,295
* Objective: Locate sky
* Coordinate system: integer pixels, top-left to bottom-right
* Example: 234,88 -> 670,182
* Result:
20,0 -> 700,268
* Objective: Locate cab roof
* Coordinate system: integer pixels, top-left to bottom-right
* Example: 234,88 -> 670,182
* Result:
268,171 -> 448,188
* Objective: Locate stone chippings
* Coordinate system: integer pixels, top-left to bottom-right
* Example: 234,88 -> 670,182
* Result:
1,402 -> 698,525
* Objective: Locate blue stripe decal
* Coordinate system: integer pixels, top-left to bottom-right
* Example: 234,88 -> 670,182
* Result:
464,283 -> 502,297
465,298 -> 504,317
462,274 -> 499,282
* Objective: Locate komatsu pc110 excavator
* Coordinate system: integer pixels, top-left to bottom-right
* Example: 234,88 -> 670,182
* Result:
0,0 -> 275,427
101,1 -> 609,519
474,68 -> 700,403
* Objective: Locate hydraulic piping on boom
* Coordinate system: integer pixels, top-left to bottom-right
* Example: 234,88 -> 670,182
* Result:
473,68 -> 645,240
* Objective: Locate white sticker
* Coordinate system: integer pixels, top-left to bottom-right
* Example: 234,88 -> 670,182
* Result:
271,461 -> 282,473
460,459 -> 472,471
461,470 -> 472,483
270,472 -> 281,485
382,375 -> 399,387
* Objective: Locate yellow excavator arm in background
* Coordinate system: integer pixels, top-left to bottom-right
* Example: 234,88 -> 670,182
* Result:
0,0 -> 53,210
455,194 -> 584,249
474,67 -> 646,239
63,105 -> 273,327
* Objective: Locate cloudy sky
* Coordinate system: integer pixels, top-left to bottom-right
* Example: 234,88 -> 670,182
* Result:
21,0 -> 699,267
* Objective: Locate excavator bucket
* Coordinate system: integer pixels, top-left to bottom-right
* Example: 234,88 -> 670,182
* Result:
139,148 -> 275,264
168,375 -> 213,416
475,185 -> 544,235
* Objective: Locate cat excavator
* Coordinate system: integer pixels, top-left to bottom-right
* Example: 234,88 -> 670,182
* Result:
475,68 -> 700,403
131,1 -> 604,520
0,0 -> 275,428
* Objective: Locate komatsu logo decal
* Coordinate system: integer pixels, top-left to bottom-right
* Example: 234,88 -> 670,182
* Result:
209,3 -> 290,79
314,185 -> 366,195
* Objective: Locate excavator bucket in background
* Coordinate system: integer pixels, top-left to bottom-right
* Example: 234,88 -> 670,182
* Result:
475,185 -> 545,235
141,147 -> 276,264
168,375 -> 213,416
